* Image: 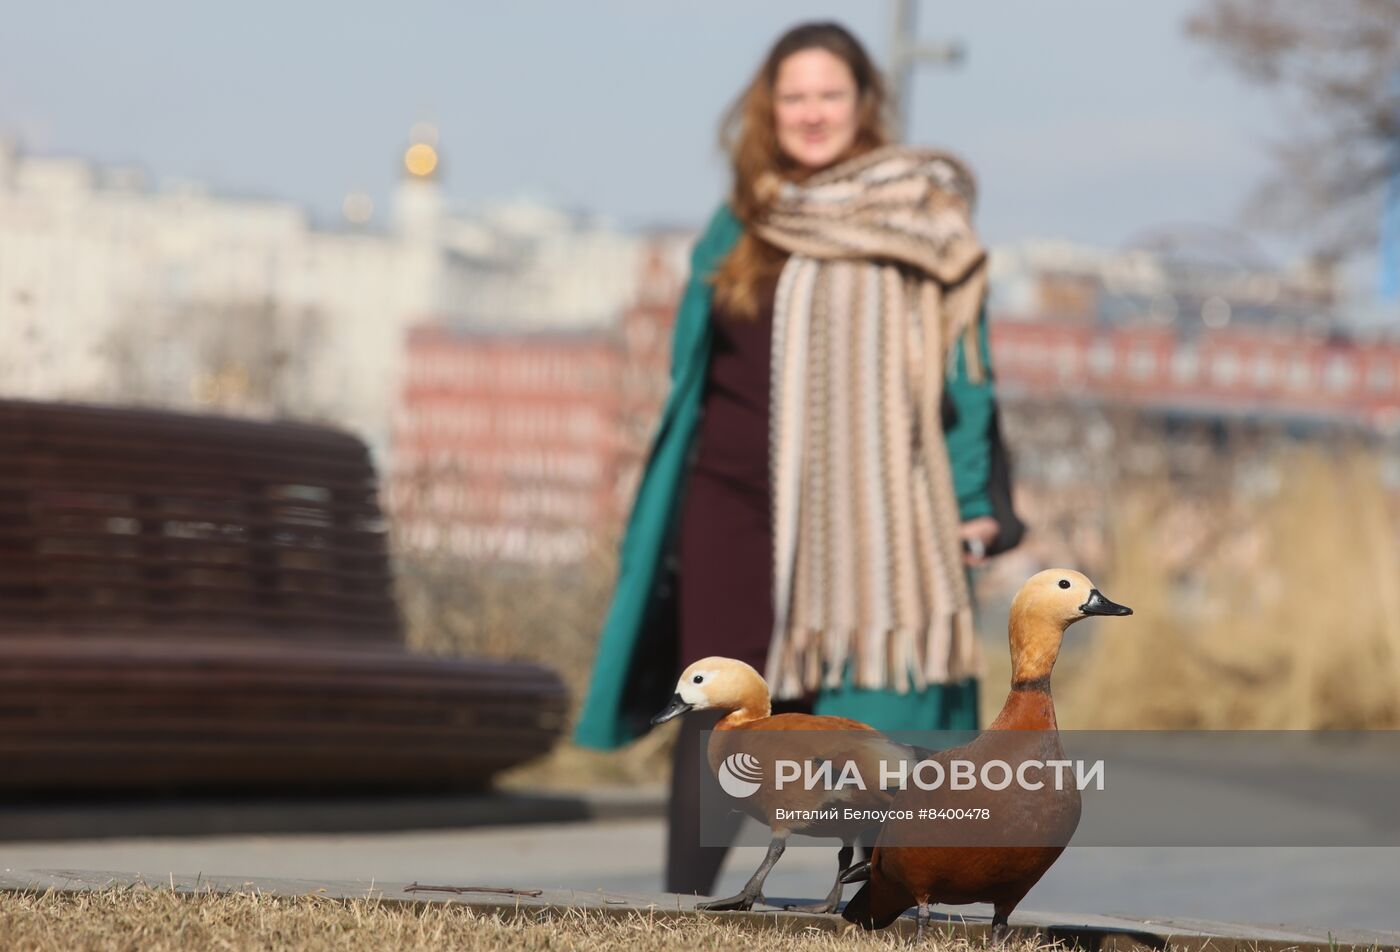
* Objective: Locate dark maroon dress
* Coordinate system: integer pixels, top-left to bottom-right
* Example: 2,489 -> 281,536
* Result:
676,268 -> 783,675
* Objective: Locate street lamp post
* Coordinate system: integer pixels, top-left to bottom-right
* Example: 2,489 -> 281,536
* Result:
1378,69 -> 1400,308
888,0 -> 966,141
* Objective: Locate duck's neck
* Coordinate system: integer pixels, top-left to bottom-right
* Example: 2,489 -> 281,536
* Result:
1008,612 -> 1064,685
992,614 -> 1064,730
715,685 -> 771,730
989,677 -> 1058,730
717,708 -> 767,730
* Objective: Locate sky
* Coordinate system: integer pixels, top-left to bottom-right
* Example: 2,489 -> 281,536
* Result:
0,1 -> 1297,261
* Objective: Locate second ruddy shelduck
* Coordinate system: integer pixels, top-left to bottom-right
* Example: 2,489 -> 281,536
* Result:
653,657 -> 904,913
841,569 -> 1132,943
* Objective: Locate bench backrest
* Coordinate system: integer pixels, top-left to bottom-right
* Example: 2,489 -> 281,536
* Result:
0,400 -> 401,645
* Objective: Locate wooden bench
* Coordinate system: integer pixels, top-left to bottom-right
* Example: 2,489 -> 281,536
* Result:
0,399 -> 567,794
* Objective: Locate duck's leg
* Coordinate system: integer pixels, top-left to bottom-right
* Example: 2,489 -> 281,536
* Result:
990,903 -> 1012,946
911,899 -> 931,944
783,839 -> 854,914
696,832 -> 787,911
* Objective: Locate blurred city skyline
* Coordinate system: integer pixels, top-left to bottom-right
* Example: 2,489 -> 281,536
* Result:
2,0 -> 1399,784
3,2 -> 1294,255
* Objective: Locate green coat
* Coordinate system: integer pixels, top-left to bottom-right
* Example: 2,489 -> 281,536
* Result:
574,206 -> 990,750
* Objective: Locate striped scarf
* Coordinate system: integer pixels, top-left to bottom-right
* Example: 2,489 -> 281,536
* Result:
754,146 -> 990,699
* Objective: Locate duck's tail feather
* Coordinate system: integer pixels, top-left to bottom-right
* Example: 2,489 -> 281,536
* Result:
841,882 -> 877,929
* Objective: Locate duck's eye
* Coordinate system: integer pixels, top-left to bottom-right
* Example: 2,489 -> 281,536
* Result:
692,675 -> 704,684
1058,579 -> 1071,590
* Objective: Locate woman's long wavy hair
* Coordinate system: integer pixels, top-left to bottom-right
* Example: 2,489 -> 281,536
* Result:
712,22 -> 892,318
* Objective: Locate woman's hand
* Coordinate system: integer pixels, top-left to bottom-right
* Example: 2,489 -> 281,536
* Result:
958,516 -> 1000,566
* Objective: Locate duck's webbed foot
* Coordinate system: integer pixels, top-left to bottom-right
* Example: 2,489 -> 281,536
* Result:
839,859 -> 871,884
696,891 -> 760,912
695,833 -> 786,913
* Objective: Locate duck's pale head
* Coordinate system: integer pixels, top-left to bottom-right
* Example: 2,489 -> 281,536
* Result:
1008,569 -> 1132,683
1014,569 -> 1132,629
651,657 -> 772,725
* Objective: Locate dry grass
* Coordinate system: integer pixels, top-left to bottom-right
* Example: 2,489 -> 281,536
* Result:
0,888 -> 1053,952
1058,445 -> 1400,729
395,549 -> 616,687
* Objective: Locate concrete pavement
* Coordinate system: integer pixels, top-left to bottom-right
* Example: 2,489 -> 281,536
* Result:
3,813 -> 1399,940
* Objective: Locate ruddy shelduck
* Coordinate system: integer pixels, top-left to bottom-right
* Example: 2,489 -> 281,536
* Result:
653,657 -> 903,913
841,569 -> 1132,943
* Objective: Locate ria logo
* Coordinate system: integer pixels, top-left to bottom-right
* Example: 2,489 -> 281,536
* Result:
717,752 -> 764,799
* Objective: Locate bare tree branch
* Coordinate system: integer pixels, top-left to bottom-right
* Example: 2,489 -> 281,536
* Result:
1187,0 -> 1400,257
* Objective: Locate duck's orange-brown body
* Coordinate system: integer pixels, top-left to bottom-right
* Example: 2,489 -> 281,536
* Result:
842,570 -> 1131,939
847,685 -> 1077,928
708,711 -> 895,839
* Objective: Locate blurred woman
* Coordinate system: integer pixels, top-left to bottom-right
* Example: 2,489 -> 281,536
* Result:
575,21 -> 1016,897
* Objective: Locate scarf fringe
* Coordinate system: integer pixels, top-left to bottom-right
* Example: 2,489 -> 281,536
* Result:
770,612 -> 980,700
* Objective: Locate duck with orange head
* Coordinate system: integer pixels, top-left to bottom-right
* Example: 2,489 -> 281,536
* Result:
841,569 -> 1132,943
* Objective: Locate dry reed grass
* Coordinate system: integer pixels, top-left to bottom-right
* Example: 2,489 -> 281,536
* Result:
0,887 -> 1054,952
394,547 -> 676,788
395,548 -> 614,693
1058,445 -> 1400,729
394,441 -> 1400,779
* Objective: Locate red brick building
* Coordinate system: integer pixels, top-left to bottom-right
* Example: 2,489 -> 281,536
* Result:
392,328 -> 624,563
991,321 -> 1400,432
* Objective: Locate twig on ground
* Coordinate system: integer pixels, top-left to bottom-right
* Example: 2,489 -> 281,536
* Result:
402,882 -> 544,897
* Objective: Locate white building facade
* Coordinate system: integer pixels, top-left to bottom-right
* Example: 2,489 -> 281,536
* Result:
0,135 -> 644,463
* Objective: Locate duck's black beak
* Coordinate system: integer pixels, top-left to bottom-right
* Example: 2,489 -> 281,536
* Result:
1080,589 -> 1133,617
651,693 -> 694,725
